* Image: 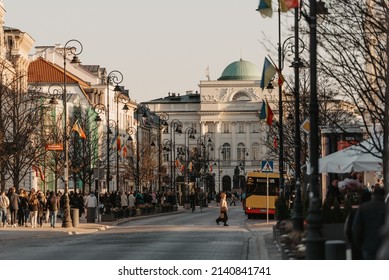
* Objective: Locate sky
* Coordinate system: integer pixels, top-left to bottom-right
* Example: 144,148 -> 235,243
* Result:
4,0 -> 295,103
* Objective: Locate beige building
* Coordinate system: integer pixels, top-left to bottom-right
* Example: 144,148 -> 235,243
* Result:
146,59 -> 273,194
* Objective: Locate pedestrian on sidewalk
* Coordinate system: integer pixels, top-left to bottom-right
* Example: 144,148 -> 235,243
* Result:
47,191 -> 60,228
9,187 -> 20,227
121,191 -> 129,210
85,192 -> 97,223
216,192 -> 229,226
0,190 -> 10,227
28,191 -> 39,228
352,186 -> 386,260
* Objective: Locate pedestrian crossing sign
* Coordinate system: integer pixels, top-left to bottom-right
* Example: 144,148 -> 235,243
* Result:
261,160 -> 273,173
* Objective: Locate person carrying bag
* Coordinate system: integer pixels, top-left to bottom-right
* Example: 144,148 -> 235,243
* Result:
216,192 -> 229,226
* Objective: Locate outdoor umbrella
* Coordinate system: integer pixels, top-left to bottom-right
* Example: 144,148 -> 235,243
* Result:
319,139 -> 382,174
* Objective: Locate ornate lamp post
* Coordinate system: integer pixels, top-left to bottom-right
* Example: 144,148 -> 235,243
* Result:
113,78 -> 128,192
62,39 -> 83,228
156,112 -> 169,191
134,103 -> 150,192
196,132 -> 212,193
162,139 -> 172,192
184,127 -> 196,194
305,0 -> 329,260
170,119 -> 183,196
94,70 -> 123,193
126,126 -> 136,192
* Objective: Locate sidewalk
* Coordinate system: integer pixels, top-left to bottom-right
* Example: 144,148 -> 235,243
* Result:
0,207 -> 186,235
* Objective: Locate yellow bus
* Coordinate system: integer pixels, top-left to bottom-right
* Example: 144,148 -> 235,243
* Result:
244,171 -> 279,219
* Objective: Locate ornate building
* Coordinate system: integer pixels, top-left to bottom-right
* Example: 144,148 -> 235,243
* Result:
0,1 -> 35,91
146,59 -> 272,194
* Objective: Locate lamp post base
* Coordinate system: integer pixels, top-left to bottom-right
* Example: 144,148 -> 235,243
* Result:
305,196 -> 324,259
61,193 -> 73,228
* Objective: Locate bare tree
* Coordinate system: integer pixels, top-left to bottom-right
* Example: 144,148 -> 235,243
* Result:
69,105 -> 100,194
0,76 -> 47,192
317,0 -> 388,152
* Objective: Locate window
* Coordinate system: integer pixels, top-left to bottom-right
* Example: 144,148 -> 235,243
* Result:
237,143 -> 248,161
251,143 -> 260,160
208,123 -> 215,133
232,91 -> 250,101
252,122 -> 260,133
238,122 -> 245,133
163,151 -> 170,163
223,122 -> 230,133
221,143 -> 231,161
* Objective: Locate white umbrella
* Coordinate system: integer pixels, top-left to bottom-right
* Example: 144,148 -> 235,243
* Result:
319,138 -> 382,174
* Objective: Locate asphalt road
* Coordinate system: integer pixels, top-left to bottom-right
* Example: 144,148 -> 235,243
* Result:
0,202 -> 278,260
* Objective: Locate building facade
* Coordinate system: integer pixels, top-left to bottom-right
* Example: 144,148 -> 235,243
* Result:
146,59 -> 273,195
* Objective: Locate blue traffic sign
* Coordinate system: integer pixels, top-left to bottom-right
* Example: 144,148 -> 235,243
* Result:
261,160 -> 273,173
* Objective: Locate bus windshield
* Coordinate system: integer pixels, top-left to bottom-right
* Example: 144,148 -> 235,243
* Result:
246,175 -> 279,196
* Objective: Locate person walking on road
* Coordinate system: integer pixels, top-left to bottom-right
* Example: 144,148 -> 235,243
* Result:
216,192 -> 229,226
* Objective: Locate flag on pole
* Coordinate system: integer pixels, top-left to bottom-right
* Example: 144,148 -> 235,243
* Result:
259,99 -> 274,126
256,0 -> 273,18
274,137 -> 278,149
260,57 -> 277,90
32,165 -> 45,180
267,56 -> 285,87
117,137 -> 121,151
280,0 -> 299,12
188,162 -> 193,172
72,121 -> 86,139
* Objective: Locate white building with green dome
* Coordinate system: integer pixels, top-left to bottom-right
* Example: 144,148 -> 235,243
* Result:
146,58 -> 274,195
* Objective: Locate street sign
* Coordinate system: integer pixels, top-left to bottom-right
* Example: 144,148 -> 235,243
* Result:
301,119 -> 310,134
261,160 -> 273,173
45,143 -> 63,151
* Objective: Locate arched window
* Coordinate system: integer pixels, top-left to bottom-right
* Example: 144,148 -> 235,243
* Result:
232,91 -> 250,101
251,142 -> 260,160
221,143 -> 231,161
237,143 -> 248,161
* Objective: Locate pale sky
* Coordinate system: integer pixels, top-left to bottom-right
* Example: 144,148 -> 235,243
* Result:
5,0 -> 295,103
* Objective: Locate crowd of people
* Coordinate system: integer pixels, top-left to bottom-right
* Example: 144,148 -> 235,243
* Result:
325,173 -> 387,260
0,187 -> 83,228
0,187 -> 181,228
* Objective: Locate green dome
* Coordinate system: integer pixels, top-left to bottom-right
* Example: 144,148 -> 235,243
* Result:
218,59 -> 261,81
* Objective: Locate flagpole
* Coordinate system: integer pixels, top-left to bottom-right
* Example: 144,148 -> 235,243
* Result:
277,0 -> 285,198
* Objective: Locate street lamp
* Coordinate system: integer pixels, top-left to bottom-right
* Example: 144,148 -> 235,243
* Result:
196,132 -> 213,193
162,139 -> 172,192
184,127 -> 196,194
170,119 -> 183,196
125,126 -> 136,192
134,103 -> 150,192
113,79 -> 128,192
62,39 -> 83,228
156,112 -> 169,191
94,70 -> 123,193
305,0 -> 329,260
290,5 -> 306,233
